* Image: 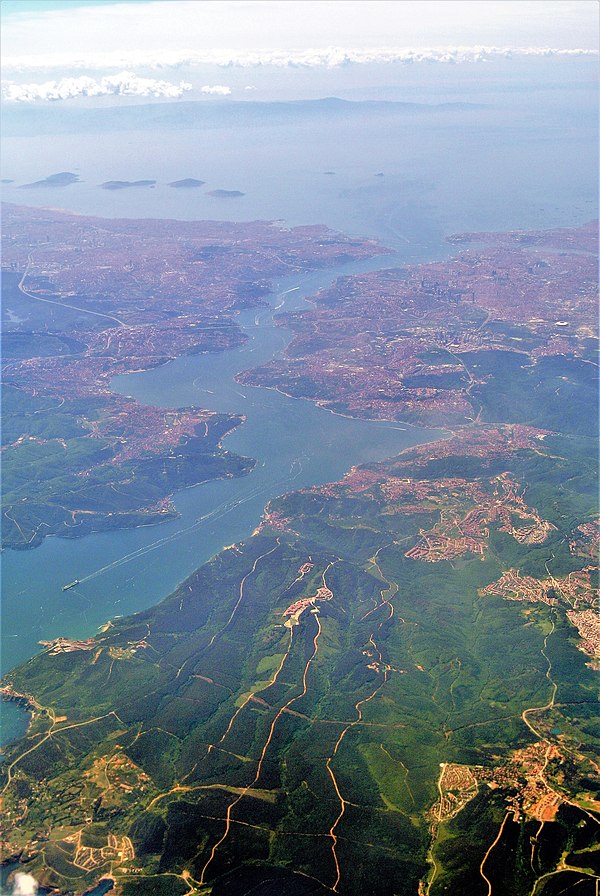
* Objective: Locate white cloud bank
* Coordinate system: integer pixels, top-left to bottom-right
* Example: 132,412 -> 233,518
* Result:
199,84 -> 231,95
2,44 -> 596,77
3,0 -> 598,69
2,71 -> 193,102
11,872 -> 38,896
3,43 -> 595,102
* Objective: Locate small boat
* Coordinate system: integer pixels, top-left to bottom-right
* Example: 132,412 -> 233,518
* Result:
62,580 -> 80,591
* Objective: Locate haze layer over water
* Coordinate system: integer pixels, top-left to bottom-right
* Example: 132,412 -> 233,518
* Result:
1,67 -> 597,743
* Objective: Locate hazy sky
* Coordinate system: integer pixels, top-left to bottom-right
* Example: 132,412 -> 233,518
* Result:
1,0 -> 597,103
3,0 -> 598,63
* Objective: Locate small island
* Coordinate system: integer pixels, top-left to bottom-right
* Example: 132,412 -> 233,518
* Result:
20,172 -> 80,188
169,178 -> 206,188
206,189 -> 245,198
100,180 -> 156,190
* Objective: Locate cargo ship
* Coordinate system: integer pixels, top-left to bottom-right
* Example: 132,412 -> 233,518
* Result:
62,580 -> 80,591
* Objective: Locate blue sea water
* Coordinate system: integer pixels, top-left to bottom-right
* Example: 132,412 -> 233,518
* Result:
1,70 -> 598,747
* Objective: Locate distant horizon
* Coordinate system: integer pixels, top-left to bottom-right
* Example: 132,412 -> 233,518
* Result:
2,0 -> 598,106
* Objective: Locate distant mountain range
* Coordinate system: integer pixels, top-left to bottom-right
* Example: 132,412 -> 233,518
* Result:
2,97 -> 485,138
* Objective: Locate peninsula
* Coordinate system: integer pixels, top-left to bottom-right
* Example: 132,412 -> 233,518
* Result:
1,204 -> 383,549
1,220 -> 597,896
